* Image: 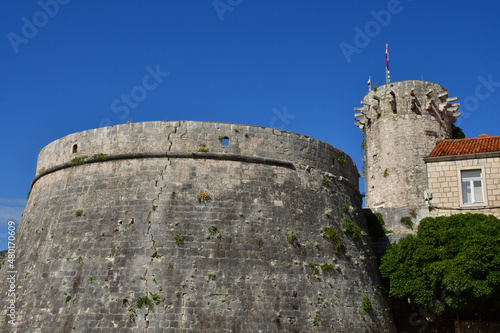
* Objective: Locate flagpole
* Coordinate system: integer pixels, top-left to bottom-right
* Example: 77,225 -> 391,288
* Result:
386,44 -> 390,84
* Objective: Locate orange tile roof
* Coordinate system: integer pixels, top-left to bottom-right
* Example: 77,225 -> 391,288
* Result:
428,135 -> 500,157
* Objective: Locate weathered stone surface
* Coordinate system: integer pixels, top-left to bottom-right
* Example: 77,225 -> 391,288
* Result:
1,121 -> 395,332
355,80 -> 458,209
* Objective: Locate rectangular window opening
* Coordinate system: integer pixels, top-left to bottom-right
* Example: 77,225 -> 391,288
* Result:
461,169 -> 484,205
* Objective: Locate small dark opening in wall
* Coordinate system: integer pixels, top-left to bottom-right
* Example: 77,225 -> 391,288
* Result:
332,157 -> 335,165
222,137 -> 229,146
72,144 -> 78,153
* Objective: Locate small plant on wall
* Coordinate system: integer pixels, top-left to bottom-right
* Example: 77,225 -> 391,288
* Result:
197,192 -> 211,203
313,312 -> 323,327
321,226 -> 342,252
308,262 -> 318,275
136,295 -> 153,310
174,234 -> 184,245
208,226 -> 221,239
342,203 -> 349,214
342,218 -> 362,238
338,155 -> 346,165
383,168 -> 389,177
362,296 -> 372,311
286,228 -> 297,243
92,153 -> 108,160
400,216 -> 413,230
71,156 -> 87,165
321,263 -> 334,275
198,144 -> 209,152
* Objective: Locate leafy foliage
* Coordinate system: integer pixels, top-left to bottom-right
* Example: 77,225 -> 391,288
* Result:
341,203 -> 349,214
313,312 -> 323,327
321,263 -> 334,275
321,226 -> 342,251
380,214 -> 500,313
286,228 -> 297,243
362,296 -> 372,311
400,216 -> 413,230
92,153 -> 108,160
136,296 -> 153,310
149,292 -> 163,305
452,124 -> 466,139
342,218 -> 362,238
174,234 -> 184,245
337,155 -> 346,165
308,262 -> 318,275
70,156 -> 88,165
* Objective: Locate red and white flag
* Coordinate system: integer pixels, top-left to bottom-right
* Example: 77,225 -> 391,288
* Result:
386,44 -> 389,70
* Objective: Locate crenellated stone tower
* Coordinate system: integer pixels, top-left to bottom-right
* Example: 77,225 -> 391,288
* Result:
354,80 -> 460,223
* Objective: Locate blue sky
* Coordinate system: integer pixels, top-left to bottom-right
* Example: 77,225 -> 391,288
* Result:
1,0 -> 499,250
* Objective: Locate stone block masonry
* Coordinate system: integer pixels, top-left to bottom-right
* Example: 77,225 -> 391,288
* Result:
426,155 -> 500,219
355,80 -> 459,209
0,121 -> 395,332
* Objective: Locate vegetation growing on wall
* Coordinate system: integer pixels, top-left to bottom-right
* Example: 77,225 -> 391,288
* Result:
71,156 -> 88,165
342,218 -> 362,238
321,226 -> 342,252
198,144 -> 209,152
92,153 -> 108,160
362,296 -> 372,311
400,216 -> 413,230
174,234 -> 184,245
286,228 -> 297,243
197,192 -> 211,203
342,203 -> 349,214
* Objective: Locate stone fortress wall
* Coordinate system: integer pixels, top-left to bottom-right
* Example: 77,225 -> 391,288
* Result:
1,121 -> 395,332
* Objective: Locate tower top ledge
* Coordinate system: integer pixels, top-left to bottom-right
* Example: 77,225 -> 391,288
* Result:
34,120 -> 359,190
354,80 -> 460,131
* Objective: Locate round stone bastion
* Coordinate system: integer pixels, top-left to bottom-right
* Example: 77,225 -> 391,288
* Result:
1,121 -> 396,332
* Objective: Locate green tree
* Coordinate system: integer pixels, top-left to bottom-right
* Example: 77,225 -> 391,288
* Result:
452,124 -> 465,139
379,214 -> 500,314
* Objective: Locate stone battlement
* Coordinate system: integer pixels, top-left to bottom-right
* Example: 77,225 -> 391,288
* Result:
35,121 -> 359,190
355,80 -> 460,131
